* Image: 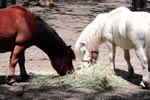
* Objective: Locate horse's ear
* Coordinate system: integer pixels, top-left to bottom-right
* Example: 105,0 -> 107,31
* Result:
66,45 -> 76,59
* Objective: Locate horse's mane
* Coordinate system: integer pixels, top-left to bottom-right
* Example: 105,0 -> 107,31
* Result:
74,13 -> 108,60
35,16 -> 67,55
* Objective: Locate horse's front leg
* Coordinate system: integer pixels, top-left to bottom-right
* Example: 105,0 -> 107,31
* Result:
18,52 -> 30,81
7,45 -> 26,85
106,42 -> 116,71
123,49 -> 134,77
135,47 -> 150,88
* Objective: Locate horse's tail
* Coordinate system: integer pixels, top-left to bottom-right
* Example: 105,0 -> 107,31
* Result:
74,39 -> 85,60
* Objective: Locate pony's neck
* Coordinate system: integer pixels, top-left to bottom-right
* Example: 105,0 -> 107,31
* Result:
35,16 -> 66,58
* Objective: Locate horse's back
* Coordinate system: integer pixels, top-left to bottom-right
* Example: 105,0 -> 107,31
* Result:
126,12 -> 150,47
0,6 -> 36,52
127,12 -> 150,29
104,7 -> 150,49
0,6 -> 36,35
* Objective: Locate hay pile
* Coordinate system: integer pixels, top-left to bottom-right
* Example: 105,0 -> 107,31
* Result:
30,64 -> 123,89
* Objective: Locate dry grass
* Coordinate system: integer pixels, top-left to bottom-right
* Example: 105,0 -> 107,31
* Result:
29,64 -> 124,89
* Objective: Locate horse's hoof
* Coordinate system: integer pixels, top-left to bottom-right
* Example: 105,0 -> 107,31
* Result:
7,79 -> 17,86
6,76 -> 16,85
140,81 -> 145,88
140,81 -> 149,89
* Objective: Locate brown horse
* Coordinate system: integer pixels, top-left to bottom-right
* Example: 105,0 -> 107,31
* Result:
0,6 -> 75,85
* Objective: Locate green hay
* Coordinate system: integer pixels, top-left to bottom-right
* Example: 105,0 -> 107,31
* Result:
29,64 -> 123,89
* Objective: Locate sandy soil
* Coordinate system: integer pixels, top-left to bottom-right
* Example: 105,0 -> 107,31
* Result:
0,0 -> 150,100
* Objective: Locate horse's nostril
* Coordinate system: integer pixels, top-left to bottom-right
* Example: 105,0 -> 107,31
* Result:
67,71 -> 71,74
67,70 -> 73,74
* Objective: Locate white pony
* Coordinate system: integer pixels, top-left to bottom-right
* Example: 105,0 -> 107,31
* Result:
75,7 -> 150,88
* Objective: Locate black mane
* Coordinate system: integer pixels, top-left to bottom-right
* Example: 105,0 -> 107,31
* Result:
35,16 -> 67,55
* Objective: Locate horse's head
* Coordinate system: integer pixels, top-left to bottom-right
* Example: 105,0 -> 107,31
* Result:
51,46 -> 75,76
80,43 -> 98,67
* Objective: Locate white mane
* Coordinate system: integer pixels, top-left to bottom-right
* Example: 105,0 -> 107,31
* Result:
74,13 -> 108,60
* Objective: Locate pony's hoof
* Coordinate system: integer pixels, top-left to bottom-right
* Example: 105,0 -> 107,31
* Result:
6,76 -> 16,85
7,79 -> 17,86
140,81 -> 150,89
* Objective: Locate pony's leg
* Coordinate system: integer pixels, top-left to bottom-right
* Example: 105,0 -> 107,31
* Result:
106,42 -> 116,71
7,45 -> 25,85
18,52 -> 30,81
124,49 -> 134,77
135,47 -> 150,88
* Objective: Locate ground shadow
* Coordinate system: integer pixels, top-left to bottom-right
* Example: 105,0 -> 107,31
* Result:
0,76 -> 7,84
0,83 -> 150,100
0,75 -> 26,84
115,69 -> 142,86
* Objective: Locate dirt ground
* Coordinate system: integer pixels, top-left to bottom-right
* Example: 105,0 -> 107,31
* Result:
0,0 -> 150,100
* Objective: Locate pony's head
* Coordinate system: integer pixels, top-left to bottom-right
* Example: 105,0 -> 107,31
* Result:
75,41 -> 98,67
51,46 -> 75,76
81,43 -> 98,61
